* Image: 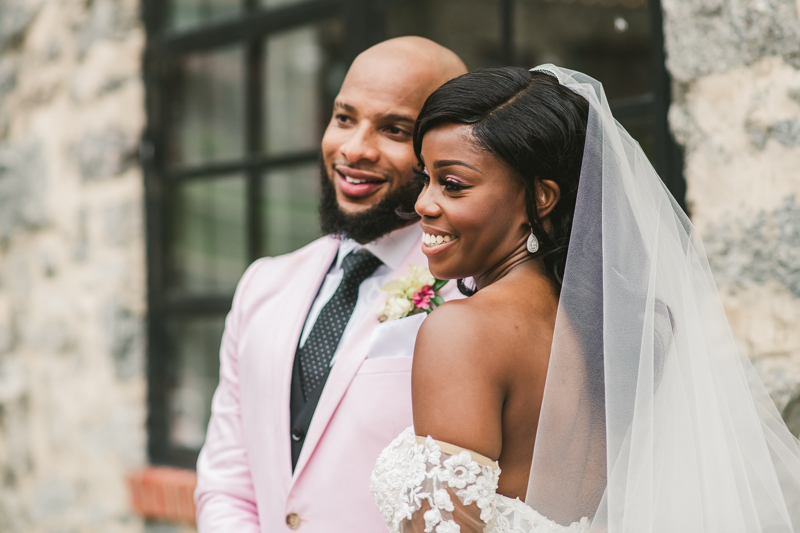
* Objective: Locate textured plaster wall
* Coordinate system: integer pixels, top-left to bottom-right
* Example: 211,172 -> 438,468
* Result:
0,0 -> 147,531
663,0 -> 800,432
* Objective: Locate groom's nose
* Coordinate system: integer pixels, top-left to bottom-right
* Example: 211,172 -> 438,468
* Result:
339,124 -> 380,165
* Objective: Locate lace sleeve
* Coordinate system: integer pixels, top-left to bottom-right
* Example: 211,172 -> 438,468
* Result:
371,427 -> 591,533
370,427 -> 499,533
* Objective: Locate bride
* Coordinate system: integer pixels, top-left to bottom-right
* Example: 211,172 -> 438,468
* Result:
370,65 -> 800,532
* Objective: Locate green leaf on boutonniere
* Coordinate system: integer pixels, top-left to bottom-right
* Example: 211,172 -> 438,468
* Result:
433,278 -> 448,291
432,295 -> 445,307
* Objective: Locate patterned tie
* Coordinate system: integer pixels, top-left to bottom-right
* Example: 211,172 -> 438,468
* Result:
298,250 -> 383,401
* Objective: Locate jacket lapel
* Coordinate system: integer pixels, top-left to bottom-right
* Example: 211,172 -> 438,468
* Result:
269,238 -> 339,488
290,237 -> 429,481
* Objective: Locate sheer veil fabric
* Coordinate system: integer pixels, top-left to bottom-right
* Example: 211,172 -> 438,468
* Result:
526,65 -> 800,532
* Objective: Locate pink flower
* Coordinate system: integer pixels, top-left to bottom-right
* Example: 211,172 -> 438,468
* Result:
412,286 -> 435,309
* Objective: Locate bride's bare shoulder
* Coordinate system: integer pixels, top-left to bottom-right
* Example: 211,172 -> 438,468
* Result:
416,279 -> 557,362
411,281 -> 555,457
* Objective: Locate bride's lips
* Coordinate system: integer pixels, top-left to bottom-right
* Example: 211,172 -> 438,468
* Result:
335,166 -> 388,198
421,229 -> 458,256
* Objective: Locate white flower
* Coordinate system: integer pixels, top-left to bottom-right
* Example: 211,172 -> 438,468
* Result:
378,295 -> 414,322
433,489 -> 455,512
382,265 -> 435,298
435,519 -> 461,533
439,452 -> 481,489
424,507 -> 442,532
408,264 -> 436,290
422,437 -> 442,467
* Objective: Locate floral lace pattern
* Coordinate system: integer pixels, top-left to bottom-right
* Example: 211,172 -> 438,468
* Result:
370,427 -> 591,533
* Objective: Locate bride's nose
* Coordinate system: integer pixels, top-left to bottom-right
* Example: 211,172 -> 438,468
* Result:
415,186 -> 441,218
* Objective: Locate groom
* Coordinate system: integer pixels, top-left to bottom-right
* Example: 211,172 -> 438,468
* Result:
194,37 -> 467,532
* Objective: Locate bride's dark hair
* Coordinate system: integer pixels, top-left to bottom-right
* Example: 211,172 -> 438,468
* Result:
413,67 -> 589,289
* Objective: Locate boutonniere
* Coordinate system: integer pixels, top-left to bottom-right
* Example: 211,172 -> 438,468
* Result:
377,265 -> 449,322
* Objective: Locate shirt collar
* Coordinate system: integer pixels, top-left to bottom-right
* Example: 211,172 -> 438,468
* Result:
335,223 -> 421,271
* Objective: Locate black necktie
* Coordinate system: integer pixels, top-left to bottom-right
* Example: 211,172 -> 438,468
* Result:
297,250 -> 383,401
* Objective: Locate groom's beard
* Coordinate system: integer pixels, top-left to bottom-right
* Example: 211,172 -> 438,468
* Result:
318,164 -> 421,244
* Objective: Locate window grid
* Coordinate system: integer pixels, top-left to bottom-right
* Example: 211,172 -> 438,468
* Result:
142,0 -> 682,468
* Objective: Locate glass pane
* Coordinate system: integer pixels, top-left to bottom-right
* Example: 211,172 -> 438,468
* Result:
261,163 -> 321,256
168,0 -> 241,32
515,0 -> 653,100
167,315 -> 224,450
170,175 -> 248,295
264,19 -> 345,155
386,0 -> 501,71
170,46 -> 245,167
618,113 -> 656,163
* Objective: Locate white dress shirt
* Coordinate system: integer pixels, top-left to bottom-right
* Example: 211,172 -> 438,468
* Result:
298,223 -> 421,365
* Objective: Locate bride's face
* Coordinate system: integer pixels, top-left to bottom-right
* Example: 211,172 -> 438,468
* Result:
415,123 -> 529,281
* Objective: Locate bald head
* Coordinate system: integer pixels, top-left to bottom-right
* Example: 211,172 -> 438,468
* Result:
351,36 -> 467,88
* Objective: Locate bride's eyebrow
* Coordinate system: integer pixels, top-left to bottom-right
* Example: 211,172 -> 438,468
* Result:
433,160 -> 482,173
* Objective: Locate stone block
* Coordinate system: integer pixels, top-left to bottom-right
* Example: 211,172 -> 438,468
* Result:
704,196 -> 800,297
0,58 -> 17,98
0,139 -> 47,239
0,0 -> 38,51
29,477 -> 75,522
0,356 -> 27,404
102,301 -> 144,381
0,489 -> 29,533
75,0 -> 140,56
74,128 -> 137,181
104,201 -> 142,248
662,0 -> 800,82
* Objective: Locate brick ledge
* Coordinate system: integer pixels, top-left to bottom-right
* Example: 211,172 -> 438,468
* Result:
127,466 -> 197,525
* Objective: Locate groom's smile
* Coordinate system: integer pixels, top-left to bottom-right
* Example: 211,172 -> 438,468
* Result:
334,165 -> 389,200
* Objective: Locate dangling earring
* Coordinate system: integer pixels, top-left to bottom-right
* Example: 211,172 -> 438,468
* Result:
527,229 -> 539,253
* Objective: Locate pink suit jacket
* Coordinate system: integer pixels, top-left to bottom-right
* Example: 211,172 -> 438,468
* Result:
195,234 -> 459,532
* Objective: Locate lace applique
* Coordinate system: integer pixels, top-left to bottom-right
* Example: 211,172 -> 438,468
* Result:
371,427 -> 591,533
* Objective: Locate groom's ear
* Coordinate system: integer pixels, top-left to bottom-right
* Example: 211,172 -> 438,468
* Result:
535,178 -> 561,220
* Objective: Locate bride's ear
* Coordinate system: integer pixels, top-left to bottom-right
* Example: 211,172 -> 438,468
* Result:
535,178 -> 561,220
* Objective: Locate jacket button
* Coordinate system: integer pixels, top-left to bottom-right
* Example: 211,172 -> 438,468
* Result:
291,428 -> 305,442
286,512 -> 301,529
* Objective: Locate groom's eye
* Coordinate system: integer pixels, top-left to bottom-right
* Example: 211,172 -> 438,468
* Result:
385,125 -> 410,138
335,114 -> 353,125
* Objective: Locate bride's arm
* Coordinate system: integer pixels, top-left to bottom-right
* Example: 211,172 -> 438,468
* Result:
413,300 -> 505,464
409,300 -> 508,532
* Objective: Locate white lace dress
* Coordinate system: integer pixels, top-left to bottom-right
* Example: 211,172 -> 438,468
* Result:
371,427 -> 590,533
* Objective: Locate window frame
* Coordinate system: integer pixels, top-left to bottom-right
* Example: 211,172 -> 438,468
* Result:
141,0 -> 682,468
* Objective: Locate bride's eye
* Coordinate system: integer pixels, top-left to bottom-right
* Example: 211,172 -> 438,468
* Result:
442,177 -> 467,193
413,168 -> 430,186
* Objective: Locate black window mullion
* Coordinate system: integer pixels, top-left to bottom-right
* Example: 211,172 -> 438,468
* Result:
246,36 -> 264,262
501,0 -> 514,66
160,0 -> 346,55
143,0 -> 173,465
166,294 -> 235,315
344,0 -> 374,61
648,0 -> 686,210
166,150 -> 320,181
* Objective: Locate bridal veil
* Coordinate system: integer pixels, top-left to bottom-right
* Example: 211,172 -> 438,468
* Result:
526,65 -> 800,532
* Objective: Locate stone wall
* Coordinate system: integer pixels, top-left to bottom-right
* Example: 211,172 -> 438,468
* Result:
662,0 -> 800,433
0,0 -> 148,531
